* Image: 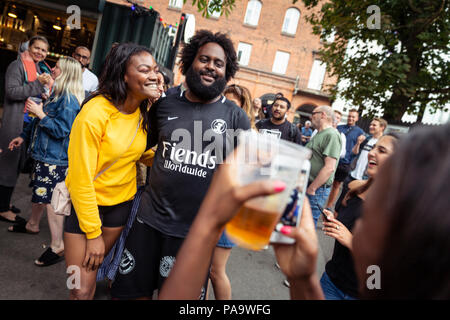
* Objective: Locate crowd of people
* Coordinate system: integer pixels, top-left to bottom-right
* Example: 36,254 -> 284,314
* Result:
0,29 -> 449,301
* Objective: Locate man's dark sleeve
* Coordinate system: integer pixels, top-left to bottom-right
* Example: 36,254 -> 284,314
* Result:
255,119 -> 262,130
294,127 -> 303,145
146,100 -> 160,150
237,108 -> 251,130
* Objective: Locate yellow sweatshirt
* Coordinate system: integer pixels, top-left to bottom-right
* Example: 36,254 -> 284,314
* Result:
66,95 -> 154,239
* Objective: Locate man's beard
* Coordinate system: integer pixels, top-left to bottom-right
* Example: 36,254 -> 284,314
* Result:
272,112 -> 285,121
185,66 -> 227,101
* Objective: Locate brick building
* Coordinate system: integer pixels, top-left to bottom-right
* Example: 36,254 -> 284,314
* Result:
108,0 -> 337,123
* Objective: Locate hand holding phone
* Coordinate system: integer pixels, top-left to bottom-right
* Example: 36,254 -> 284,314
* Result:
317,203 -> 333,222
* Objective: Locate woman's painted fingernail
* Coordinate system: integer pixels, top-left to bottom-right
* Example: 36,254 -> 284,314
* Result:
280,226 -> 292,235
273,181 -> 286,192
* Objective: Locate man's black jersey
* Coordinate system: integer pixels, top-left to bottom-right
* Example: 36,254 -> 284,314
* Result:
138,91 -> 251,238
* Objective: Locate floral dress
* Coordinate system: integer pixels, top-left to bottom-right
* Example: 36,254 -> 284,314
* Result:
31,160 -> 68,204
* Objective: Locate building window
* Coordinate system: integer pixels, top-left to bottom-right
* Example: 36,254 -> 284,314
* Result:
244,0 -> 262,27
307,59 -> 327,91
272,51 -> 290,74
282,8 -> 300,35
208,0 -> 222,18
168,0 -> 183,9
237,42 -> 252,66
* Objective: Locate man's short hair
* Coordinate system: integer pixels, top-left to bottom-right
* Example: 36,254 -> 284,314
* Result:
373,117 -> 388,130
272,93 -> 291,110
349,108 -> 359,114
316,105 -> 334,122
74,46 -> 91,54
334,110 -> 342,116
179,29 -> 238,82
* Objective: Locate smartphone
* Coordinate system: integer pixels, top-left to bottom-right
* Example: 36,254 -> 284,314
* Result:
317,203 -> 331,222
270,160 -> 311,244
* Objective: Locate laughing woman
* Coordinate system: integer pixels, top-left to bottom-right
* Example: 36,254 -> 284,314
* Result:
8,57 -> 84,267
63,43 -> 160,300
318,133 -> 400,299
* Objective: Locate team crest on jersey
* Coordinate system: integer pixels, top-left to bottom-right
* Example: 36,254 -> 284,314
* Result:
119,248 -> 135,275
211,119 -> 227,134
160,256 -> 176,278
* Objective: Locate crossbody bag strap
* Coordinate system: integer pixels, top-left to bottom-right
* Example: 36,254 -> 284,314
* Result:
93,114 -> 142,181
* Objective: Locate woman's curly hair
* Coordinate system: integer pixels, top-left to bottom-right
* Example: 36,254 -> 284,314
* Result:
180,29 -> 239,82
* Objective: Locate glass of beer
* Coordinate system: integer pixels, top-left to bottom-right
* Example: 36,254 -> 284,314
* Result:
25,97 -> 42,118
225,130 -> 311,250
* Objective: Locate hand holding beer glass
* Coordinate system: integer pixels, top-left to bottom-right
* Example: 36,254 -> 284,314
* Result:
25,97 -> 44,119
225,131 -> 311,250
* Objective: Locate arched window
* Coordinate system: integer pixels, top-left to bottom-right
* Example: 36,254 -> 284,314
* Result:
282,8 -> 300,35
244,0 -> 262,27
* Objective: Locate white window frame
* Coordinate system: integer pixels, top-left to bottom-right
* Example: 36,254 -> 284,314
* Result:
168,0 -> 183,9
272,51 -> 290,75
237,42 -> 252,66
282,8 -> 300,35
208,0 -> 222,18
244,0 -> 262,27
307,59 -> 327,91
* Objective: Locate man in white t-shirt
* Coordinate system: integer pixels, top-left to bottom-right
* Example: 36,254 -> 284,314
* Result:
349,117 -> 387,180
72,46 -> 99,94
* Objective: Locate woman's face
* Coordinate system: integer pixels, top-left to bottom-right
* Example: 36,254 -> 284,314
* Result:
28,40 -> 48,63
225,93 -> 242,108
124,52 -> 159,101
51,61 -> 62,80
366,135 -> 396,178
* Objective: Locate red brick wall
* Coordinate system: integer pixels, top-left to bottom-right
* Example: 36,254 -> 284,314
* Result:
106,0 -> 336,109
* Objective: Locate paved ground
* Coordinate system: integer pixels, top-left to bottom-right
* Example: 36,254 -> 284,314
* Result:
0,173 -> 334,300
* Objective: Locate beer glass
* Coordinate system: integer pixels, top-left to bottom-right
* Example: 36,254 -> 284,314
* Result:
225,130 -> 311,250
26,97 -> 42,118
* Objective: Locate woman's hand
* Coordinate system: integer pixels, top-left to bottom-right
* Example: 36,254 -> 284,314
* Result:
25,98 -> 46,119
37,73 -> 51,85
322,210 -> 353,250
83,235 -> 105,272
8,137 -> 24,151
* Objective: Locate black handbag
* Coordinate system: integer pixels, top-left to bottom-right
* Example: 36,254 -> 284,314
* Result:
18,141 -> 34,174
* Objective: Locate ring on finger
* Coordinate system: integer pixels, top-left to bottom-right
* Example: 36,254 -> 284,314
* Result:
336,226 -> 339,230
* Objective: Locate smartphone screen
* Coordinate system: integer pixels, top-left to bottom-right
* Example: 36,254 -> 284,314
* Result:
270,160 -> 310,244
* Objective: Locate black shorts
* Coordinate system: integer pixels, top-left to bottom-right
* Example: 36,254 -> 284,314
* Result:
64,200 -> 133,234
334,162 -> 351,182
110,217 -> 209,300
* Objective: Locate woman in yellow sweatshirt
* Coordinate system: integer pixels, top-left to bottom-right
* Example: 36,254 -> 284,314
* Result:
64,43 -> 160,300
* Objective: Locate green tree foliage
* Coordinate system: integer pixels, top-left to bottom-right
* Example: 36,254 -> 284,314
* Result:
300,0 -> 449,120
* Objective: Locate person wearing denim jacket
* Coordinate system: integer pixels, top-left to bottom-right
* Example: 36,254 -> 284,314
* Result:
20,94 -> 80,166
8,57 -> 84,268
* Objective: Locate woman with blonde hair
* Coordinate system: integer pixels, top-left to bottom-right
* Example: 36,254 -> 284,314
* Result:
8,57 -> 84,267
224,84 -> 255,129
